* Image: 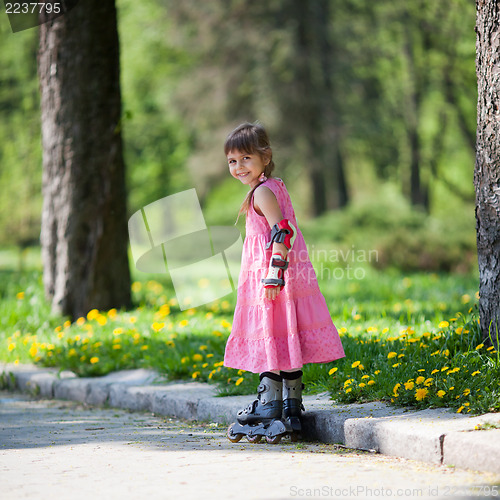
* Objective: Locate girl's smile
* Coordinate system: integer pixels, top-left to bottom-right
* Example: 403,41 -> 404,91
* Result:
227,149 -> 267,189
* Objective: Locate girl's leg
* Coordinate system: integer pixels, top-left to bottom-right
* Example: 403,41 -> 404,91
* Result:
280,369 -> 304,436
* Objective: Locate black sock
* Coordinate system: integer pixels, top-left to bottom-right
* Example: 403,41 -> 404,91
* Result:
280,370 -> 303,380
259,371 -> 282,382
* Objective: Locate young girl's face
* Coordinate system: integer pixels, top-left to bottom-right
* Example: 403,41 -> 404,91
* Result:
227,149 -> 267,189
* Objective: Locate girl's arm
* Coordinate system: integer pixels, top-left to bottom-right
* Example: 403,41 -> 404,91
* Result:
253,186 -> 288,300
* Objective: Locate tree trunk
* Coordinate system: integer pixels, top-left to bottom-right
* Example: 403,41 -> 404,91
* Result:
38,0 -> 131,320
290,0 -> 348,216
475,0 -> 500,344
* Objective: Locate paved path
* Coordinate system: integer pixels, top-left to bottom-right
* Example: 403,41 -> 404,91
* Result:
1,392 -> 499,500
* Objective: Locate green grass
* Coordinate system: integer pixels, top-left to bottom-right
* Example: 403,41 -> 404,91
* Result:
0,256 -> 497,415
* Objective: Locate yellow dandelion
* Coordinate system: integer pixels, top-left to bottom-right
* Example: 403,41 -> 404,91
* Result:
441,366 -> 449,372
96,315 -> 107,326
416,376 -> 425,385
113,328 -> 123,336
457,406 -> 464,413
431,369 -> 439,375
438,321 -> 449,328
87,309 -> 99,321
437,390 -> 446,398
345,388 -> 352,393
68,348 -> 77,357
90,356 -> 99,364
192,353 -> 203,362
208,370 -> 216,380
179,319 -> 189,328
357,364 -> 364,370
141,345 -> 149,351
152,322 -> 165,332
8,343 -> 15,352
361,375 -> 370,380
404,381 -> 415,390
358,383 -> 366,388
220,320 -> 231,329
112,344 -> 121,350
328,367 -> 338,375
424,378 -> 433,387
463,389 -> 471,396
387,352 -> 397,359
199,345 -> 208,351
214,361 -> 224,367
392,363 -> 400,368
449,386 -> 455,391
16,291 -> 25,300
351,360 -> 360,368
471,371 -> 480,376
235,377 -> 244,386
393,383 -> 401,396
192,371 -> 200,379
374,370 -> 381,375
415,388 -> 429,401
475,343 -> 484,350
367,380 -> 375,386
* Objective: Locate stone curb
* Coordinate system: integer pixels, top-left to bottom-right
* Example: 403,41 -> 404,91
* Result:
2,363 -> 500,475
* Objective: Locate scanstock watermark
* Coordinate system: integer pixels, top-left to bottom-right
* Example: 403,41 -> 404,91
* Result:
128,189 -> 376,310
2,0 -> 78,33
290,484 -> 499,497
128,189 -> 243,311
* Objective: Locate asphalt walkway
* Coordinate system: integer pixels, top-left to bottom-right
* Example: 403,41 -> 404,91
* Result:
2,363 -> 500,478
1,391 -> 499,500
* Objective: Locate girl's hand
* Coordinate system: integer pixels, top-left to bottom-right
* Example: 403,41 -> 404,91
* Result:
265,286 -> 281,300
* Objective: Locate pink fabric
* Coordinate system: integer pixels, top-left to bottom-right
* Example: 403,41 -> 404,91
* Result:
224,177 -> 345,373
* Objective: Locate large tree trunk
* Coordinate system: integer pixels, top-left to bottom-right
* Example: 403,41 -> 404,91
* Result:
38,0 -> 131,320
475,0 -> 500,344
290,0 -> 348,216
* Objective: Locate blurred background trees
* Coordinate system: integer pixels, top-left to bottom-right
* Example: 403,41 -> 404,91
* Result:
0,0 -> 477,274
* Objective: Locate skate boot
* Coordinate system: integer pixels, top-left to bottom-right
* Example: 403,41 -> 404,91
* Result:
281,370 -> 305,442
227,372 -> 288,444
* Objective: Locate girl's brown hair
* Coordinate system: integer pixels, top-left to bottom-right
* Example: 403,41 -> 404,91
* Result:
224,122 -> 275,221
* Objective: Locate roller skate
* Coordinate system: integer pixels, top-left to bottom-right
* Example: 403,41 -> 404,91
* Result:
281,370 -> 304,442
227,372 -> 289,444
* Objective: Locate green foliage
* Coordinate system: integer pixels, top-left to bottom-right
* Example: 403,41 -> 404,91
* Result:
300,184 -> 477,273
0,20 -> 41,248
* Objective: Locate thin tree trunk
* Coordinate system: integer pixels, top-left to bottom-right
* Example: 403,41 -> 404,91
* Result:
475,0 -> 500,345
38,0 -> 131,320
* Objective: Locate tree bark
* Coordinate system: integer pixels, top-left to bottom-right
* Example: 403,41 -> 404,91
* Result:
475,0 -> 500,344
38,0 -> 131,320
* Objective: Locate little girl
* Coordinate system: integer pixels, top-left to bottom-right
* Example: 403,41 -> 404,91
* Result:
223,122 -> 345,444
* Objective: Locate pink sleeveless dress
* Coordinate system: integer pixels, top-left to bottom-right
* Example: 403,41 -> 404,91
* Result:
224,177 -> 345,373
